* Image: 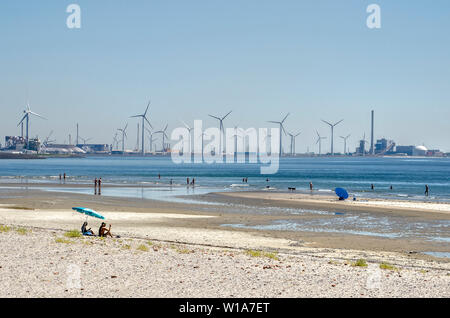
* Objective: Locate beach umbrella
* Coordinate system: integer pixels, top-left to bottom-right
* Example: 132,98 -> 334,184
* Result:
72,207 -> 105,220
335,188 -> 349,200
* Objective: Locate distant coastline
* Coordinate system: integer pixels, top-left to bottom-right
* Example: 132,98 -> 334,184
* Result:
0,153 -> 84,159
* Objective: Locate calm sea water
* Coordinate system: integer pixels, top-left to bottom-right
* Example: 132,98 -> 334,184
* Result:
0,156 -> 449,202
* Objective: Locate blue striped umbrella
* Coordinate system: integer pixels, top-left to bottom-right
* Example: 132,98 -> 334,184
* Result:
72,207 -> 105,220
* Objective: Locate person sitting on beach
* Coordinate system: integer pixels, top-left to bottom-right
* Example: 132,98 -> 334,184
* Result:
98,222 -> 113,238
81,222 -> 95,236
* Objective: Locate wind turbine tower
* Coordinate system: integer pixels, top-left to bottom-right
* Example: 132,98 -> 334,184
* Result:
340,134 -> 351,155
268,113 -> 289,156
208,111 -> 232,156
181,120 -> 194,156
118,124 -> 128,153
288,131 -> 301,155
130,101 -> 152,156
315,131 -> 327,156
155,125 -> 169,152
321,119 -> 343,155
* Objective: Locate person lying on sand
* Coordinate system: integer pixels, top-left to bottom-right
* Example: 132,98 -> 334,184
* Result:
81,222 -> 95,236
98,222 -> 113,238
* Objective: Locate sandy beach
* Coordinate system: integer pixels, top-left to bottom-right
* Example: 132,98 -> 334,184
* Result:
1,226 -> 449,298
0,185 -> 449,298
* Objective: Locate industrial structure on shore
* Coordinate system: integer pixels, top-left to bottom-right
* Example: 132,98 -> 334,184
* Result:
0,105 -> 447,157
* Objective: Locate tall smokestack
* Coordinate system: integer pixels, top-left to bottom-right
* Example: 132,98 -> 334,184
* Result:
370,110 -> 374,155
76,123 -> 79,145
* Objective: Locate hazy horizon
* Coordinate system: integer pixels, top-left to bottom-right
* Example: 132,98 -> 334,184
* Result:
1,0 -> 449,153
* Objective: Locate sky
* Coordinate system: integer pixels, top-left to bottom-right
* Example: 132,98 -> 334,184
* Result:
0,0 -> 449,153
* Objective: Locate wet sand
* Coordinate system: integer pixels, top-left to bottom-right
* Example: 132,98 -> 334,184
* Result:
0,185 -> 448,258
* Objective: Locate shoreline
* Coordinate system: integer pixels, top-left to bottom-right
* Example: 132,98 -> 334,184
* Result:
214,191 -> 450,216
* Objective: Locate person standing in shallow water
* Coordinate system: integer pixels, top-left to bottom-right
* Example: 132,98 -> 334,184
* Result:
98,178 -> 102,195
94,178 -> 98,195
425,184 -> 429,196
309,182 -> 313,191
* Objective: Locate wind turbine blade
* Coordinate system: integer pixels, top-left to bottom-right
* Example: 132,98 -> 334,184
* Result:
222,111 -> 232,120
144,117 -> 153,129
281,113 -> 290,123
208,114 -> 220,120
267,121 -> 280,124
163,124 -> 168,132
321,119 -> 332,126
30,112 -> 47,120
180,120 -> 191,130
334,119 -> 344,126
17,114 -> 27,126
144,100 -> 151,116
130,115 -> 141,118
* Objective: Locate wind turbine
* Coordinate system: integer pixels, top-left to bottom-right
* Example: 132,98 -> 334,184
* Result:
361,133 -> 369,156
79,137 -> 92,146
17,101 -> 47,150
130,100 -> 152,155
268,113 -> 289,155
198,131 -> 208,160
231,124 -> 245,157
154,124 -> 169,152
321,119 -> 343,155
208,111 -> 232,155
43,130 -> 54,146
181,120 -> 194,155
340,134 -> 351,155
288,131 -> 301,155
117,123 -> 128,153
315,131 -> 327,156
145,128 -> 158,153
112,132 -> 119,150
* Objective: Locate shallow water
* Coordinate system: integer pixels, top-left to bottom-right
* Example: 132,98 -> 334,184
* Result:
0,156 -> 449,202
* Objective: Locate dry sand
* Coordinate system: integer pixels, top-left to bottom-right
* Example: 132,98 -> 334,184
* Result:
0,227 -> 449,298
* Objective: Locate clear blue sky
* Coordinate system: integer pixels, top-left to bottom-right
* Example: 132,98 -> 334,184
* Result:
1,0 -> 449,152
